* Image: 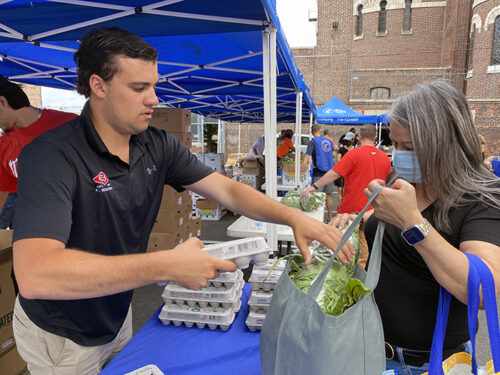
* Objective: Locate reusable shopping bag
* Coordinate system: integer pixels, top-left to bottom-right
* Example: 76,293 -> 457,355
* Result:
424,253 -> 500,375
259,185 -> 386,375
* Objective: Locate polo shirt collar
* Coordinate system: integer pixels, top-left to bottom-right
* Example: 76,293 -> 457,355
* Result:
81,101 -> 149,157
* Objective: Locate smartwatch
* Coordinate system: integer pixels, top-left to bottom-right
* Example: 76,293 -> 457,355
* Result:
401,219 -> 431,246
312,183 -> 319,190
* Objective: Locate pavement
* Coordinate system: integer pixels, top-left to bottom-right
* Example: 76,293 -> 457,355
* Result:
131,193 -> 497,366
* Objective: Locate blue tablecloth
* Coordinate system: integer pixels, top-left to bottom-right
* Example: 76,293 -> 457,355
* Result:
100,284 -> 262,375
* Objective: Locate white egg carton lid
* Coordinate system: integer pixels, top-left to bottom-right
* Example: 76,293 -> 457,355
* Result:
208,269 -> 243,288
245,310 -> 267,331
203,237 -> 271,269
124,364 -> 164,375
248,268 -> 282,291
248,289 -> 274,306
159,304 -> 236,331
162,272 -> 243,304
252,258 -> 287,272
163,279 -> 244,311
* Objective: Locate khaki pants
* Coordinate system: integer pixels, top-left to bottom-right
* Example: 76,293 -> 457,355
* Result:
13,297 -> 132,375
358,230 -> 369,269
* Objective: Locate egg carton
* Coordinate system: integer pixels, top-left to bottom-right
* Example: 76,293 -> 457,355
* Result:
203,237 -> 271,268
248,289 -> 274,312
159,304 -> 235,331
245,310 -> 267,332
248,268 -> 283,291
252,258 -> 287,273
163,280 -> 244,311
207,269 -> 243,288
162,274 -> 244,307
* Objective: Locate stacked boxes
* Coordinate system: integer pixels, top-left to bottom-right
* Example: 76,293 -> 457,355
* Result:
150,108 -> 192,148
0,230 -> 28,374
240,157 -> 265,189
147,186 -> 198,252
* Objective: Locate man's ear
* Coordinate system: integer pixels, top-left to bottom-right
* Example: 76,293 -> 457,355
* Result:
0,95 -> 9,108
89,74 -> 106,99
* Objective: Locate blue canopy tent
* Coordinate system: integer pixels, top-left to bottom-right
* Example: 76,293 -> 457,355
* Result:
0,0 -> 314,249
315,96 -> 378,125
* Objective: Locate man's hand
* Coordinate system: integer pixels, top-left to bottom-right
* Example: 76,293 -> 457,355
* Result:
160,238 -> 237,290
302,185 -> 316,197
363,179 -> 423,229
288,210 -> 355,265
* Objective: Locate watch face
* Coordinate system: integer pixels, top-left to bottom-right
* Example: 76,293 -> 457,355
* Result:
402,227 -> 425,245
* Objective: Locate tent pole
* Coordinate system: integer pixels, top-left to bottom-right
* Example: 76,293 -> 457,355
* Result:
295,91 -> 303,189
263,27 -> 277,253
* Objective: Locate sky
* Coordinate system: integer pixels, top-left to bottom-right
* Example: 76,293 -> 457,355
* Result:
41,1 -> 317,110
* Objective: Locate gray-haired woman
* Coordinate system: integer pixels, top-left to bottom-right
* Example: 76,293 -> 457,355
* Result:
362,81 -> 500,374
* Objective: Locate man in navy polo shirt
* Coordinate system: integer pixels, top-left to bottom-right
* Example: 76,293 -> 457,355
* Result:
11,27 -> 355,374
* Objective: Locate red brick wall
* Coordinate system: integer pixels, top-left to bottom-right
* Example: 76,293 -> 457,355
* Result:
289,0 -> 499,150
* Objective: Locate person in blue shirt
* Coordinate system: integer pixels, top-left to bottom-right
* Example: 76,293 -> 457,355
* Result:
302,124 -> 335,221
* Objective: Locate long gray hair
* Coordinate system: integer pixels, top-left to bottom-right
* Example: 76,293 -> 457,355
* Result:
389,81 -> 500,233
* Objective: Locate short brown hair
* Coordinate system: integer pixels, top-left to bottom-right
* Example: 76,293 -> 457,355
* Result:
359,124 -> 376,139
311,124 -> 321,134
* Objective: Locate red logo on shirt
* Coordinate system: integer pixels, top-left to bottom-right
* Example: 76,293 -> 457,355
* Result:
93,172 -> 109,185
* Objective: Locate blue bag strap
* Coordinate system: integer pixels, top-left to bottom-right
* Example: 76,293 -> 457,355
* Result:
429,253 -> 500,375
307,184 -> 384,298
428,286 -> 452,375
466,253 -> 500,373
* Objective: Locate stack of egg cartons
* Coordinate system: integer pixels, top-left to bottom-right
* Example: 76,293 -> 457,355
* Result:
159,237 -> 270,330
246,258 -> 286,331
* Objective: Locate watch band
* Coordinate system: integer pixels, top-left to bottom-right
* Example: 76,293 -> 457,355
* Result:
312,183 -> 319,189
401,218 -> 432,246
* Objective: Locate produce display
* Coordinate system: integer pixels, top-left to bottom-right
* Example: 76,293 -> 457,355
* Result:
281,191 -> 326,212
287,227 -> 370,316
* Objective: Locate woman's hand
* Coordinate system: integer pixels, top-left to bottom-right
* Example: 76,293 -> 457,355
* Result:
363,179 -> 423,229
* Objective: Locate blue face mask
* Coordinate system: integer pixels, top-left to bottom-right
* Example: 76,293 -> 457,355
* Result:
392,149 -> 422,183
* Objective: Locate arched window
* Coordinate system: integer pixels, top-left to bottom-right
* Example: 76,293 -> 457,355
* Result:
370,87 -> 391,100
403,0 -> 412,31
492,16 -> 500,65
356,5 -> 363,36
469,24 -> 476,70
378,1 -> 387,34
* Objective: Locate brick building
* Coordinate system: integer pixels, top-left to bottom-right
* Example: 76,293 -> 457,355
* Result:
293,0 -> 500,156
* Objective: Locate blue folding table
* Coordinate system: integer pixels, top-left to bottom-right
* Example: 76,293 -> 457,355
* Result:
100,284 -> 262,375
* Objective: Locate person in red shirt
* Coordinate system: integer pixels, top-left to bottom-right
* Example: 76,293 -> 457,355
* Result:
277,129 -> 295,159
0,75 -> 76,229
303,124 -> 391,267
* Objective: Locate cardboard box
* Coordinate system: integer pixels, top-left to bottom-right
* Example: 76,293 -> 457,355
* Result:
195,200 -> 224,221
282,162 -> 309,172
150,108 -> 191,133
0,326 -> 27,375
152,208 -> 189,233
0,230 -> 14,319
242,158 -> 259,168
169,132 -> 192,148
147,232 -> 183,252
190,216 -> 202,237
283,170 -> 309,186
203,153 -> 225,174
240,174 -> 258,188
0,230 -> 27,375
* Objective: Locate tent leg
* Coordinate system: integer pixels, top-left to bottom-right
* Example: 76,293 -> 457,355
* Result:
263,27 -> 278,253
295,91 -> 303,189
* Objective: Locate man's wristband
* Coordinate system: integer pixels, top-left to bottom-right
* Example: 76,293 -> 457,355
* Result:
312,183 -> 319,190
